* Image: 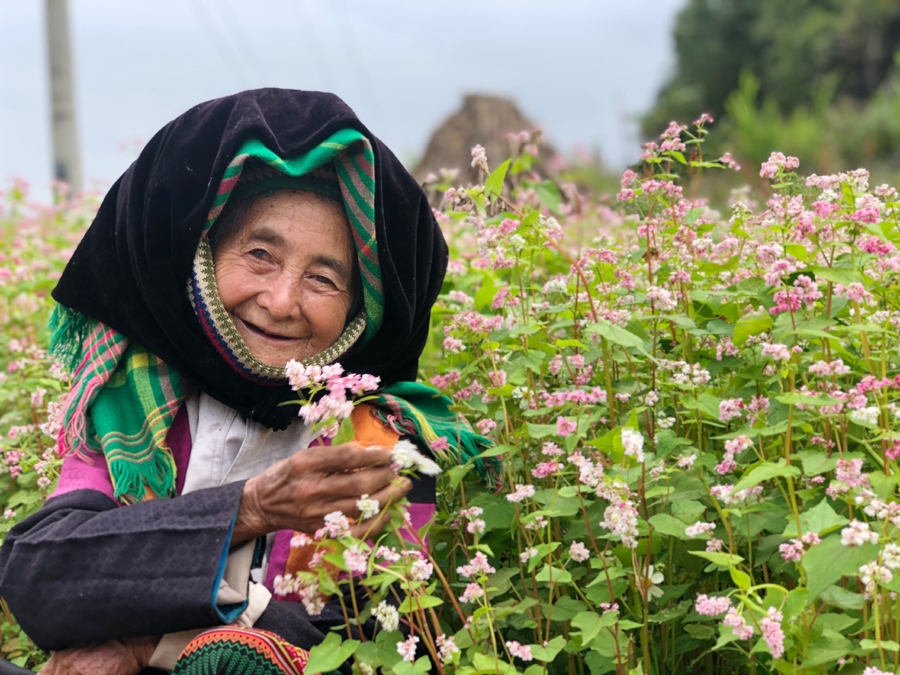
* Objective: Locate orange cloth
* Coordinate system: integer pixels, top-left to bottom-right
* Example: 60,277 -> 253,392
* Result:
285,404 -> 399,575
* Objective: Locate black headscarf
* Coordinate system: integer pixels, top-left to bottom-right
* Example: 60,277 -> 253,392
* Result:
52,89 -> 448,429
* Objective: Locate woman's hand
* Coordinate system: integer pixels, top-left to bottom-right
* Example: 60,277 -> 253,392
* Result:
232,443 -> 411,544
39,637 -> 158,675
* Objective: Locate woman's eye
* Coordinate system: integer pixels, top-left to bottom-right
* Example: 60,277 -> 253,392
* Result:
249,248 -> 270,261
311,274 -> 336,287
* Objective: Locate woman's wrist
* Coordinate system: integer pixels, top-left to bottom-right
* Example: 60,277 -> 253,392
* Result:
231,477 -> 269,545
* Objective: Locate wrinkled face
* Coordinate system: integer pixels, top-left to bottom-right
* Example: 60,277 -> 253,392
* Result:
213,190 -> 356,367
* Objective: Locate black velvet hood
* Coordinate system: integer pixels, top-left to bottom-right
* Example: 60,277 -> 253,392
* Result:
52,89 -> 448,428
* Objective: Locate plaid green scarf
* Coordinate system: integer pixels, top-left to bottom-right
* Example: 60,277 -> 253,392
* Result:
374,382 -> 497,482
51,309 -> 185,502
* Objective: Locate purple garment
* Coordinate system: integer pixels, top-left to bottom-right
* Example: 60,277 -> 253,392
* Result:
50,405 -> 192,501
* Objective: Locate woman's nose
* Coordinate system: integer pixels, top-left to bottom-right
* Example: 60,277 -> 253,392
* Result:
259,277 -> 301,320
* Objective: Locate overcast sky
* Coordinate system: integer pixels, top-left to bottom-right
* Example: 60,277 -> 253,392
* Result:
1,0 -> 684,199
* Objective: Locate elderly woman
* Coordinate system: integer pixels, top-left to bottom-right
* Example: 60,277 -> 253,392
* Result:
0,89 -> 483,674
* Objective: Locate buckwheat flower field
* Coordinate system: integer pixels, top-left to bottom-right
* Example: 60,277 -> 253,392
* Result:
4,121 -> 900,674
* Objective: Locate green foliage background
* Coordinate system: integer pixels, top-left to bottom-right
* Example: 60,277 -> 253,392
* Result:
642,0 -> 900,179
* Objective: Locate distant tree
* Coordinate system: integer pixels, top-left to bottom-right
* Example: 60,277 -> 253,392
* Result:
642,0 -> 900,137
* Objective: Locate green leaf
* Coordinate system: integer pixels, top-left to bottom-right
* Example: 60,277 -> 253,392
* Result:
305,633 -> 359,675
617,620 -> 643,631
781,499 -> 848,538
784,243 -> 808,261
525,422 -> 558,439
468,492 -> 516,533
398,594 -> 443,612
811,266 -> 863,286
729,567 -> 751,591
687,551 -> 744,568
818,584 -> 866,610
572,610 -> 618,644
530,635 -> 567,662
475,444 -> 516,460
535,564 -> 572,585
732,459 -> 800,493
870,471 -> 899,500
484,159 -> 511,198
648,599 -> 692,623
535,180 -> 563,214
472,652 -> 516,675
798,630 -> 853,668
684,624 -> 717,640
588,321 -> 648,352
331,415 -> 356,445
795,450 -> 838,476
860,639 -> 900,652
782,587 -> 810,619
648,513 -> 693,540
732,310 -> 773,347
706,319 -> 734,336
445,464 -> 473,489
682,393 -> 721,419
775,392 -> 842,407
802,534 -> 880,600
549,595 -> 587,621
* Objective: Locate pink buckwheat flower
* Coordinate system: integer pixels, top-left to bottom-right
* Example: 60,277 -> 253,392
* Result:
759,607 -> 785,659
600,498 -> 640,548
506,483 -> 536,503
723,607 -> 754,640
532,461 -> 562,479
471,145 -> 488,172
695,594 -> 731,616
505,641 -> 533,662
761,343 -> 791,361
459,582 -> 484,603
556,416 -> 577,437
436,634 -> 459,663
476,418 -> 497,434
342,545 -> 369,574
397,635 -> 419,662
316,511 -> 350,539
569,541 -> 590,562
456,552 -> 496,578
443,337 -> 464,353
841,520 -> 878,547
685,522 -> 716,538
621,428 -> 645,463
719,398 -> 743,422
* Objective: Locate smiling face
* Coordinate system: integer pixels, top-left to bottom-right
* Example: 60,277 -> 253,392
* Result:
212,190 -> 356,368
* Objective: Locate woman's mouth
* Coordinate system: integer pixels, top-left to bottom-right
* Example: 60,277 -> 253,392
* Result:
238,317 -> 299,342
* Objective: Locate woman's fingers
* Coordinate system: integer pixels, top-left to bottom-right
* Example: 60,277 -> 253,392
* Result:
321,466 -> 399,502
366,475 -> 413,510
306,442 -> 394,474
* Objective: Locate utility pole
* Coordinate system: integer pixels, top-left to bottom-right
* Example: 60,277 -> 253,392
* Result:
44,0 -> 83,196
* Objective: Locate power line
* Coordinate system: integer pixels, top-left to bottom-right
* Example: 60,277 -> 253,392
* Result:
327,0 -> 388,133
293,0 -> 338,89
187,0 -> 254,88
218,0 -> 271,83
